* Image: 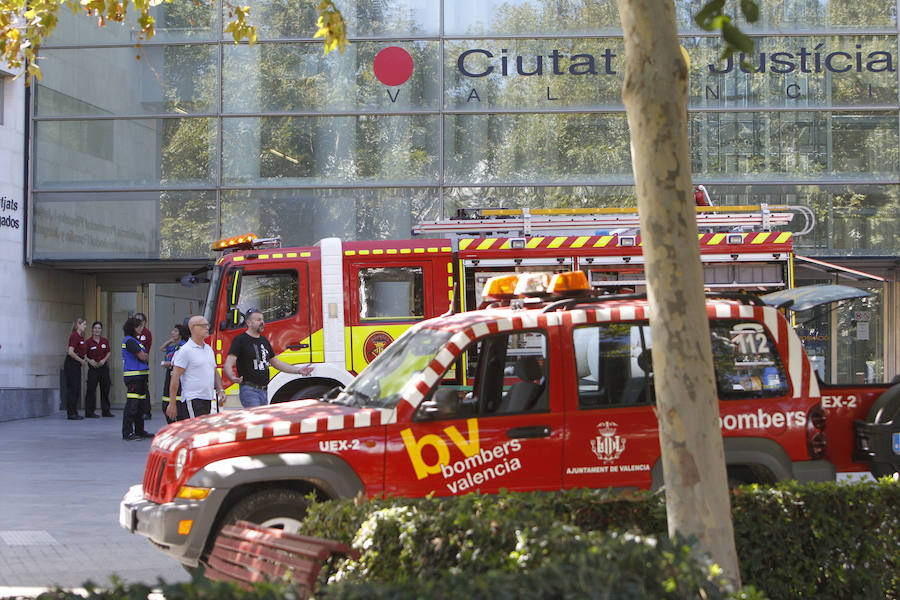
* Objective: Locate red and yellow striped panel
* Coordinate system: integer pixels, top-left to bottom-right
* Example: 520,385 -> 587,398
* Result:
458,232 -> 792,253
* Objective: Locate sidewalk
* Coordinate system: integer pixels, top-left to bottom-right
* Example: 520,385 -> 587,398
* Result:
0,411 -> 190,591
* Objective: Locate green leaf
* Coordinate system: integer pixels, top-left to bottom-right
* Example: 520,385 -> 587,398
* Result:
695,0 -> 726,30
722,22 -> 754,55
740,0 -> 760,23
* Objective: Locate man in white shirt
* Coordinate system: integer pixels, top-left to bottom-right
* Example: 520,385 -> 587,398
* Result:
166,315 -> 225,421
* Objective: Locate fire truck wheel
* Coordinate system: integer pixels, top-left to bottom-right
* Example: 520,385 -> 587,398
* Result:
221,488 -> 310,534
864,384 -> 900,478
286,384 -> 335,403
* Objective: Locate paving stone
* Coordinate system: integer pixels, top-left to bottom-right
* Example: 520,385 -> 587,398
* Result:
0,412 -> 190,589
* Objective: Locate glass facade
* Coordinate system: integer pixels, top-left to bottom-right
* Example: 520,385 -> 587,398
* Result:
30,0 -> 900,260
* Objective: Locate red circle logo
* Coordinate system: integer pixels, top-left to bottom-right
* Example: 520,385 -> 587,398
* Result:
363,331 -> 394,363
373,46 -> 413,86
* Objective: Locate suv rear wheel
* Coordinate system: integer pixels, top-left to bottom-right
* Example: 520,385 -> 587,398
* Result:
862,384 -> 900,478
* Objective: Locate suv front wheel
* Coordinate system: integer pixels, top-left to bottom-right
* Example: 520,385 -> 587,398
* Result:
221,488 -> 310,533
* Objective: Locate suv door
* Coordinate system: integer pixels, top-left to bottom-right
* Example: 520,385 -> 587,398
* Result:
384,328 -> 564,496
563,322 -> 658,490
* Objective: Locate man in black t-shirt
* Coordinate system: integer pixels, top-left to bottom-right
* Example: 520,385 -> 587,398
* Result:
224,310 -> 306,407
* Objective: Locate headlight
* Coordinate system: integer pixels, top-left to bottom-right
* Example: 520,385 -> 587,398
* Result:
174,447 -> 188,479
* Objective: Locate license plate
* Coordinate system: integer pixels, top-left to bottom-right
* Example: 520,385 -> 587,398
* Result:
119,503 -> 136,532
893,432 -> 899,455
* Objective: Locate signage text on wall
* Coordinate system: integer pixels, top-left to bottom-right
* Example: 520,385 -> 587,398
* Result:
0,196 -> 19,230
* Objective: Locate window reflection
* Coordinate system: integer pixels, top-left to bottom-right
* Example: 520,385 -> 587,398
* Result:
222,116 -> 439,185
221,188 -> 440,246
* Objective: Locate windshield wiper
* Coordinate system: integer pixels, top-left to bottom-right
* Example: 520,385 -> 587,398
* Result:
336,388 -> 373,407
320,386 -> 343,403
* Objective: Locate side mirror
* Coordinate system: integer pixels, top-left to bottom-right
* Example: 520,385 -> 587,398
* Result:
420,387 -> 460,419
224,308 -> 243,330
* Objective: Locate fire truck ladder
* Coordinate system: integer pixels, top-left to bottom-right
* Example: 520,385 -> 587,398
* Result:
413,204 -> 815,237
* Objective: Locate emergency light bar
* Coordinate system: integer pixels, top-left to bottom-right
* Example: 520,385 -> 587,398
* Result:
482,271 -> 591,303
212,233 -> 257,251
211,233 -> 282,252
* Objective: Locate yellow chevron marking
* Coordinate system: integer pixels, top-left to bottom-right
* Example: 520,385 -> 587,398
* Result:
594,236 -> 613,247
775,232 -> 792,244
526,237 -> 544,248
500,240 -> 511,249
548,237 -> 566,249
752,233 -> 770,244
572,236 -> 590,248
459,239 -> 473,250
477,239 -> 496,250
709,233 -> 727,245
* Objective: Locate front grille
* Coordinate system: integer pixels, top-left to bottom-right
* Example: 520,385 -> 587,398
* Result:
142,452 -> 169,503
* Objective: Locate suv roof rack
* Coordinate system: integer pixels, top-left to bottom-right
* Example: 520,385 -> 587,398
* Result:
541,290 -> 767,313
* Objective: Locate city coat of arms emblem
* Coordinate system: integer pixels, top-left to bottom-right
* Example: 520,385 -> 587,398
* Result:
590,420 -> 626,462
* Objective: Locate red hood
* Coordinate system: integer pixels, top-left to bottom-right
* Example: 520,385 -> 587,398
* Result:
151,399 -> 387,452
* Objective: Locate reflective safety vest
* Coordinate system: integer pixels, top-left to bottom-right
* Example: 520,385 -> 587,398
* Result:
122,335 -> 149,377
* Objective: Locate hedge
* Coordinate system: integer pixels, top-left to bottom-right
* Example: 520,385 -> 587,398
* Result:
299,479 -> 899,599
4,480 -> 895,599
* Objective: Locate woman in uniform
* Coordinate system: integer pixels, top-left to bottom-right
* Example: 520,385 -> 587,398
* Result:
160,323 -> 189,424
64,318 -> 87,420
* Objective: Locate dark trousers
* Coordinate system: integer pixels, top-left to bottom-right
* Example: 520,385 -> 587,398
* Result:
123,376 -> 148,437
142,387 -> 152,418
162,368 -> 182,424
64,357 -> 82,416
85,364 -> 111,415
174,398 -> 214,421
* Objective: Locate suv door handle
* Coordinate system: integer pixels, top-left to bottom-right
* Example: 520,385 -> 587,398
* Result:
286,343 -> 309,350
507,426 -> 551,439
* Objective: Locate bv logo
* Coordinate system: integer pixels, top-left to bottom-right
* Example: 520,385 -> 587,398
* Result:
401,418 -> 480,480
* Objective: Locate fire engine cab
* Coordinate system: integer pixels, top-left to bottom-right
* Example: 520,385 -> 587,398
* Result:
204,198 -> 814,405
120,270 -> 899,569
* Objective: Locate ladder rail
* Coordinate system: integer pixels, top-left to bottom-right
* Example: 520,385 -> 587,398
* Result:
413,204 -> 813,236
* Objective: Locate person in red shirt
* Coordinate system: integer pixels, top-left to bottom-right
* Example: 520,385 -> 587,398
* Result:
84,321 -> 113,418
135,312 -> 153,419
64,318 -> 87,420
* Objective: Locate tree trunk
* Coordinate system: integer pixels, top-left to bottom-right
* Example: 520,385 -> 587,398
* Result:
615,0 -> 741,588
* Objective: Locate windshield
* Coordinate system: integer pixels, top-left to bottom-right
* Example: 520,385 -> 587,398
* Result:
203,265 -> 223,325
334,326 -> 455,409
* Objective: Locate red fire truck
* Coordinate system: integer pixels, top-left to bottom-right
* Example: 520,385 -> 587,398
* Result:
205,199 -> 814,404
